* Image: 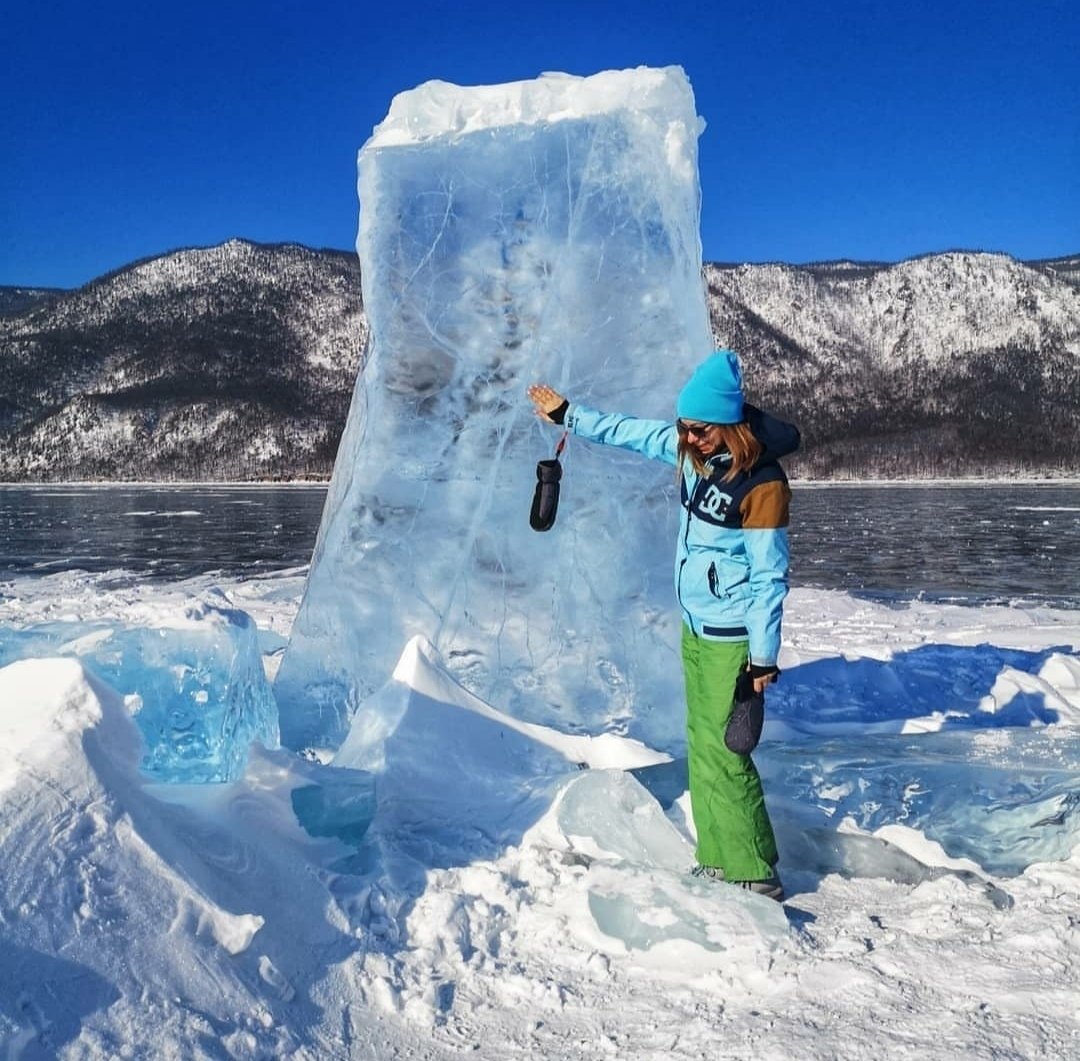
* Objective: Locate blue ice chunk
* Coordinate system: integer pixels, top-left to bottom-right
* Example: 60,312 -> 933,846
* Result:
557,771 -> 788,951
0,602 -> 278,783
763,728 -> 1080,877
587,890 -> 724,952
290,770 -> 377,847
276,67 -> 713,756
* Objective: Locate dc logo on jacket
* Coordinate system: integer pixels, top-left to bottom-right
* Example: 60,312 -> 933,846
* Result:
681,473 -> 741,527
697,484 -> 734,522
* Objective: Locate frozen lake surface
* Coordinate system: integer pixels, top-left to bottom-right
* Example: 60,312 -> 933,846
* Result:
2,482 -> 1078,605
2,564 -> 1079,1059
2,483 -> 1080,1059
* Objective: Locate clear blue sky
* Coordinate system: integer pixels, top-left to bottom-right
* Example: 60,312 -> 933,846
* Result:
2,0 -> 1077,288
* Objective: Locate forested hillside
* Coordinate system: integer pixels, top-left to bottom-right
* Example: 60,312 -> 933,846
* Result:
1,242 -> 1077,480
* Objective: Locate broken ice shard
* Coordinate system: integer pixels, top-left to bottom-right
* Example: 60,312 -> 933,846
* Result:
0,601 -> 278,783
276,67 -> 714,755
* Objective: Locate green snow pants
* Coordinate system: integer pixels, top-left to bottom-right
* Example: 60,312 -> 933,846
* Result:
682,625 -> 778,880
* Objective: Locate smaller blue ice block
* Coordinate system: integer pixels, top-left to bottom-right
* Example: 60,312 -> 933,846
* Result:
0,602 -> 279,783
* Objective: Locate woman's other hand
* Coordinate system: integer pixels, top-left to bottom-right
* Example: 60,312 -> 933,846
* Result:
749,664 -> 780,694
527,384 -> 569,424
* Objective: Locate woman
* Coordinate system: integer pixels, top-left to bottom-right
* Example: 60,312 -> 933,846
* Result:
527,350 -> 799,901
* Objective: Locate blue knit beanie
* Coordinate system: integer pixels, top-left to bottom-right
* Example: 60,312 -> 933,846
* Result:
676,349 -> 745,424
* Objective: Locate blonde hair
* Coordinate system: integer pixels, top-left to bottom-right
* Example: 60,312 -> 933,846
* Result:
677,421 -> 764,482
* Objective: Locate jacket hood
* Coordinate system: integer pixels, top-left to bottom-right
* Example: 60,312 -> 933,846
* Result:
744,403 -> 801,463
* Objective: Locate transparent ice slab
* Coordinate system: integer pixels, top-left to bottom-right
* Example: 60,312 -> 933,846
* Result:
556,770 -> 789,954
762,727 -> 1080,877
0,602 -> 278,783
275,67 -> 714,757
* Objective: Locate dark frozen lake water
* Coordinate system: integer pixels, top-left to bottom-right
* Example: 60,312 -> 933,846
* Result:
789,483 -> 1080,607
1,482 -> 1078,606
0,485 -> 327,580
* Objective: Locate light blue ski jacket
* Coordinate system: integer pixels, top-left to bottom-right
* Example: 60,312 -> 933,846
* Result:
564,402 -> 799,667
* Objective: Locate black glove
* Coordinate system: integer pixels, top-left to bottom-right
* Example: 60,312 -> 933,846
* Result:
529,459 -> 562,531
725,669 -> 766,755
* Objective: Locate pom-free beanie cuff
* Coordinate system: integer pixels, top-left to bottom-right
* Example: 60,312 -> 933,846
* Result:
676,349 -> 745,424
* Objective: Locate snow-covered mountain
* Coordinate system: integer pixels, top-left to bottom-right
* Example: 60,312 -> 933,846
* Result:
707,253 -> 1080,476
0,287 -> 67,316
0,241 -> 366,480
1,242 -> 1076,480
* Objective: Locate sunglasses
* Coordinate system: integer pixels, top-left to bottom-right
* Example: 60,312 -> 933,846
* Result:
676,419 -> 716,440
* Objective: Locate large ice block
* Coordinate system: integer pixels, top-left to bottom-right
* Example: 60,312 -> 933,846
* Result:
276,67 -> 714,755
0,601 -> 278,783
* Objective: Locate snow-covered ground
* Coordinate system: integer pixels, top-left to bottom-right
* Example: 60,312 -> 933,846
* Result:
2,567 -> 1079,1059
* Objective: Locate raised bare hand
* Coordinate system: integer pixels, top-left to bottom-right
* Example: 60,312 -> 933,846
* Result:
527,383 -> 567,423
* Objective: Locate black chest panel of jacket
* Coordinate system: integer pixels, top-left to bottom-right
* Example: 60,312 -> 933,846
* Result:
679,460 -> 787,528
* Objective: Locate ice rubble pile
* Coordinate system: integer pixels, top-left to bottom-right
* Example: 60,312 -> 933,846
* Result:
334,633 -> 789,962
275,66 -> 715,757
0,600 -> 277,782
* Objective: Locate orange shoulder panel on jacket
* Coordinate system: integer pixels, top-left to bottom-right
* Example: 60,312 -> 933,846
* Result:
739,480 -> 791,529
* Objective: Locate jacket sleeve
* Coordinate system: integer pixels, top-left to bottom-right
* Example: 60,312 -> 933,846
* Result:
740,480 -> 791,667
565,402 -> 678,466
